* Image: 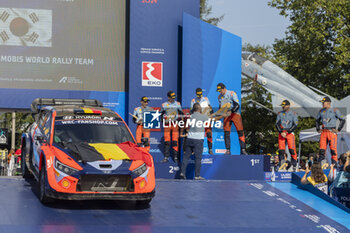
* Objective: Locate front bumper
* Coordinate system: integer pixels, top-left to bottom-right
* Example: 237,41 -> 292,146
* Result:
46,189 -> 155,201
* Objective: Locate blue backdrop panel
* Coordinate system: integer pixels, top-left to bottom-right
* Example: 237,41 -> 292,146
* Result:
0,88 -> 126,117
182,13 -> 242,155
128,0 -> 199,153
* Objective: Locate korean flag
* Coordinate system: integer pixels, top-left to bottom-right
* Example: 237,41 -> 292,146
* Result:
0,7 -> 52,47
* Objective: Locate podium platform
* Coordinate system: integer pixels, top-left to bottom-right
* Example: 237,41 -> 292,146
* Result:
151,153 -> 269,180
0,177 -> 348,232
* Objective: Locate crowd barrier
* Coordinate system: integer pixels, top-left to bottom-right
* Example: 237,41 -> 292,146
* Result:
292,173 -> 350,213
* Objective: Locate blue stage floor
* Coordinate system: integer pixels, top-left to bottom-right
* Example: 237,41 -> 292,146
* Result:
0,177 -> 349,233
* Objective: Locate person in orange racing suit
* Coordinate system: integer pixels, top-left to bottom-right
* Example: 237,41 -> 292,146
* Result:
216,83 -> 247,155
191,88 -> 214,155
275,100 -> 298,169
160,91 -> 184,163
133,96 -> 153,152
316,96 -> 346,164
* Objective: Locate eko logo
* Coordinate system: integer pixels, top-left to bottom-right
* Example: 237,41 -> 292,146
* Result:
143,110 -> 161,129
142,62 -> 163,87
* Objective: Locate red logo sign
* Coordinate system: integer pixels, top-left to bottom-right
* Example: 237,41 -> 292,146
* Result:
142,62 -> 163,87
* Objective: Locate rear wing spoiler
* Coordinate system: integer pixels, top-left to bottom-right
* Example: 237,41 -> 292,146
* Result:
31,98 -> 103,113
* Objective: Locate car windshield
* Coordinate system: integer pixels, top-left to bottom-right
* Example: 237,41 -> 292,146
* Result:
54,116 -> 134,144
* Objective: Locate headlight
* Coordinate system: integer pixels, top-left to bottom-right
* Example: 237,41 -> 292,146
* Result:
132,163 -> 147,176
55,159 -> 78,176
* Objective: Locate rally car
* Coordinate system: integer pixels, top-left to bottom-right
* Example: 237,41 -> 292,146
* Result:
21,98 -> 155,204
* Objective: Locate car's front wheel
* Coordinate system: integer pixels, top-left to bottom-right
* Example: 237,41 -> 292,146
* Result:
39,162 -> 53,204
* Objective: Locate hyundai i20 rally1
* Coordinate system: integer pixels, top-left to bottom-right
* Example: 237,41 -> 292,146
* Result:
21,98 -> 155,204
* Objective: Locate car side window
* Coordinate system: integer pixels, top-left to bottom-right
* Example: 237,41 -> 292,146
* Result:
37,111 -> 46,128
39,111 -> 52,141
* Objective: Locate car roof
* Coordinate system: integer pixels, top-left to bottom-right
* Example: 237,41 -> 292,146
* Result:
43,105 -> 121,119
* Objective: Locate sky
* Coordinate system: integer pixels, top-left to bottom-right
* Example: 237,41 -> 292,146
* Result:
208,0 -> 290,46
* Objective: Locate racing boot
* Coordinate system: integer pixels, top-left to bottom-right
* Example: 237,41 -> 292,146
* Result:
207,132 -> 213,155
208,142 -> 213,155
179,172 -> 186,179
285,160 -> 292,171
291,158 -> 297,171
240,140 -> 247,155
241,149 -> 248,155
162,141 -> 171,163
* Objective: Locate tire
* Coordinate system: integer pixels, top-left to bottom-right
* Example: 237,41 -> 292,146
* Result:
21,146 -> 32,179
38,162 -> 53,204
136,199 -> 152,206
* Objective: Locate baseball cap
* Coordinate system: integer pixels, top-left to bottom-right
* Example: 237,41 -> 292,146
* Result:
280,100 -> 290,106
216,83 -> 225,92
167,91 -> 176,99
196,88 -> 203,96
141,96 -> 149,102
320,96 -> 331,103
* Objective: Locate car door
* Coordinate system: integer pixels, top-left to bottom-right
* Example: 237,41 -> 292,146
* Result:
32,110 -> 52,171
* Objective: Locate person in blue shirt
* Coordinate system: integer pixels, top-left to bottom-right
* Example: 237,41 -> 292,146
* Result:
275,100 -> 298,169
316,96 -> 346,164
215,83 -> 247,155
190,88 -> 214,155
160,91 -> 183,163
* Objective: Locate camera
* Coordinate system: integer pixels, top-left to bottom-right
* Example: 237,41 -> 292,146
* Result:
308,160 -> 312,168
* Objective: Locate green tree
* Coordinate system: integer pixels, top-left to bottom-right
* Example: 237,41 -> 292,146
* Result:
200,0 -> 224,26
0,113 -> 33,149
269,0 -> 350,99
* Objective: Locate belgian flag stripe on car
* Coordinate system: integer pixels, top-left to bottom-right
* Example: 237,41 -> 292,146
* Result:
89,143 -> 130,160
74,108 -> 102,115
70,142 -> 152,165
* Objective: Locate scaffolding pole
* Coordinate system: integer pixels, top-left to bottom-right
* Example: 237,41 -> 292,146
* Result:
11,112 -> 15,150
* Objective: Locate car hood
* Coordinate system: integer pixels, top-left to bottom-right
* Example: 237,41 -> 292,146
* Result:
64,141 -> 152,166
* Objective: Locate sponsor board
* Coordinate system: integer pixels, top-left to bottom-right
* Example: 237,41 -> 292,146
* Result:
265,172 -> 292,181
142,62 -> 163,87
